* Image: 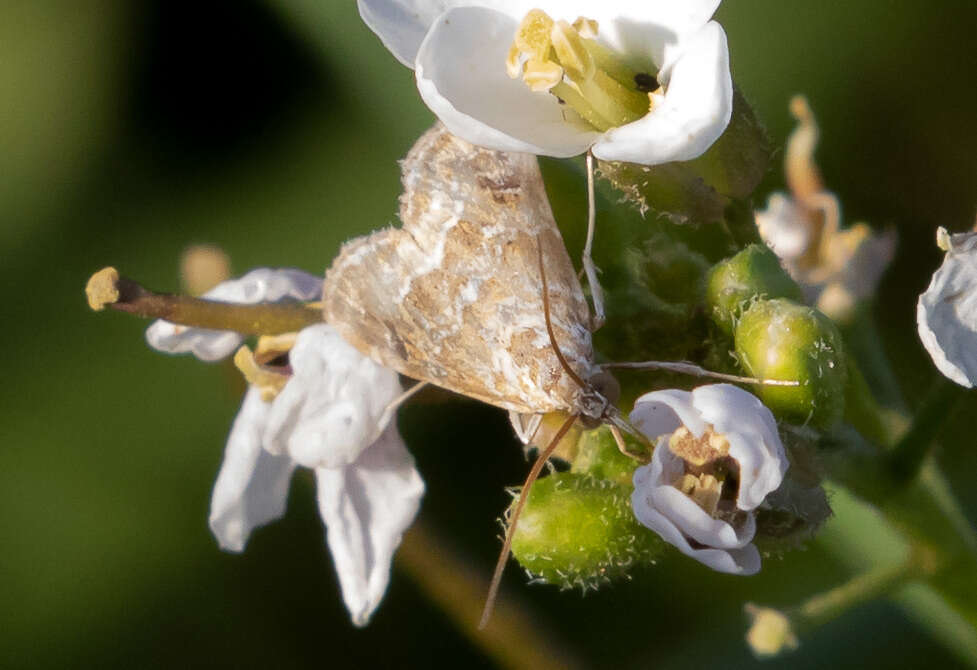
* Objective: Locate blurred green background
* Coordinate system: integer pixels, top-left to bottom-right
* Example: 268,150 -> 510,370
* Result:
3,1 -> 976,667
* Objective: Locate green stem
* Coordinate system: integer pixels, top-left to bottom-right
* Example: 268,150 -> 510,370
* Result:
887,378 -> 965,483
793,556 -> 921,631
86,266 -> 323,335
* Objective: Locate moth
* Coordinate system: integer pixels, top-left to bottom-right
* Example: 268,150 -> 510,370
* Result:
322,123 -> 621,432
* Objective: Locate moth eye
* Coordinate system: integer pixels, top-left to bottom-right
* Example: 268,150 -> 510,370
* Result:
588,370 -> 621,405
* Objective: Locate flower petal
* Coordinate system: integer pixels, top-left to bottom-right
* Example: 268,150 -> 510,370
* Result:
145,268 -> 322,362
592,21 -> 731,165
633,457 -> 760,575
264,324 -> 403,469
315,423 -> 425,626
692,384 -> 787,511
589,0 -> 720,67
415,6 -> 599,157
630,388 -> 708,440
917,231 -> 977,387
209,387 -> 297,552
756,193 -> 811,261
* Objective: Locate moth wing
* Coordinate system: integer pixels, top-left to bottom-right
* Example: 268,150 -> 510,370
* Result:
323,124 -> 593,414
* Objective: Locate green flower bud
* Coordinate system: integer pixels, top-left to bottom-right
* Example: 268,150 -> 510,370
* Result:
706,244 -> 804,335
735,298 -> 847,428
571,425 -> 644,486
509,473 -> 662,590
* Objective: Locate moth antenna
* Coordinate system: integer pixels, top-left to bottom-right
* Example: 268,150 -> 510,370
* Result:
536,235 -> 588,390
600,360 -> 800,387
479,412 -> 578,630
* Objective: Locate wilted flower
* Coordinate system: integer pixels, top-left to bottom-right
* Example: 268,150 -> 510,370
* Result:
148,269 -> 424,626
630,384 -> 787,574
917,227 -> 977,387
756,96 -> 894,322
359,0 -> 732,164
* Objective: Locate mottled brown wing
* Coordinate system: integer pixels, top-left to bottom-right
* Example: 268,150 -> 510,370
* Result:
322,124 -> 593,414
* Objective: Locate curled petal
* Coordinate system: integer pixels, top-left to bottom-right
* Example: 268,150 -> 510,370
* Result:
264,324 -> 403,469
691,384 -> 786,511
592,21 -> 732,164
917,231 -> 977,387
632,451 -> 760,575
630,388 -> 708,440
315,423 -> 425,626
209,388 -> 297,551
145,268 -> 322,362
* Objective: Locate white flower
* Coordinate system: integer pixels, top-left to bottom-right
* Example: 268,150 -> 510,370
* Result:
917,227 -> 977,388
145,268 -> 322,361
210,324 -> 424,626
359,0 -> 732,164
146,268 -> 424,626
756,97 -> 894,322
629,384 -> 787,575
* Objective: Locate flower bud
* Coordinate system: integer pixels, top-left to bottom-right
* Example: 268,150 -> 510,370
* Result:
744,604 -> 799,658
597,89 -> 771,225
734,299 -> 847,428
706,244 -> 804,335
571,425 -> 644,486
509,473 -> 662,590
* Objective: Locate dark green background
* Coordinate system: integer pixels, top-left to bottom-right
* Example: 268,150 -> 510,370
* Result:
3,1 -> 976,667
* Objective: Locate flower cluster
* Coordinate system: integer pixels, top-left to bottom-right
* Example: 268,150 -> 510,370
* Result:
148,269 -> 424,627
88,0 -> 833,633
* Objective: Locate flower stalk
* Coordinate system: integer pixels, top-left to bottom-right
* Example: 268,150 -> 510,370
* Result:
85,266 -> 323,335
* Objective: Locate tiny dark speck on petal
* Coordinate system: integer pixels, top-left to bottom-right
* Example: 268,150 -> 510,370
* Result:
634,72 -> 660,93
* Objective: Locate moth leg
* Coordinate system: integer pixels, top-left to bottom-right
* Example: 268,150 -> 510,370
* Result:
582,151 -> 606,332
507,411 -> 543,448
371,380 -> 429,443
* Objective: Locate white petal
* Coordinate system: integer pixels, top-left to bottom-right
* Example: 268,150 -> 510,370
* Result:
592,21 -> 732,165
415,6 -> 600,157
358,0 -> 449,67
646,447 -> 755,549
632,458 -> 760,575
264,324 -> 403,469
588,0 -> 720,68
315,423 -> 425,626
917,232 -> 977,388
756,193 -> 811,261
145,268 -> 322,362
209,387 -> 297,552
692,384 -> 787,511
630,389 -> 708,440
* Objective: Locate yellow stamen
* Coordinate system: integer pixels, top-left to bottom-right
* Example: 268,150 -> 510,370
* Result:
522,59 -> 564,92
677,472 -> 723,517
86,267 -> 121,311
550,20 -> 594,81
571,17 -> 598,40
513,9 -> 554,61
234,345 -> 291,402
507,10 -> 655,133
